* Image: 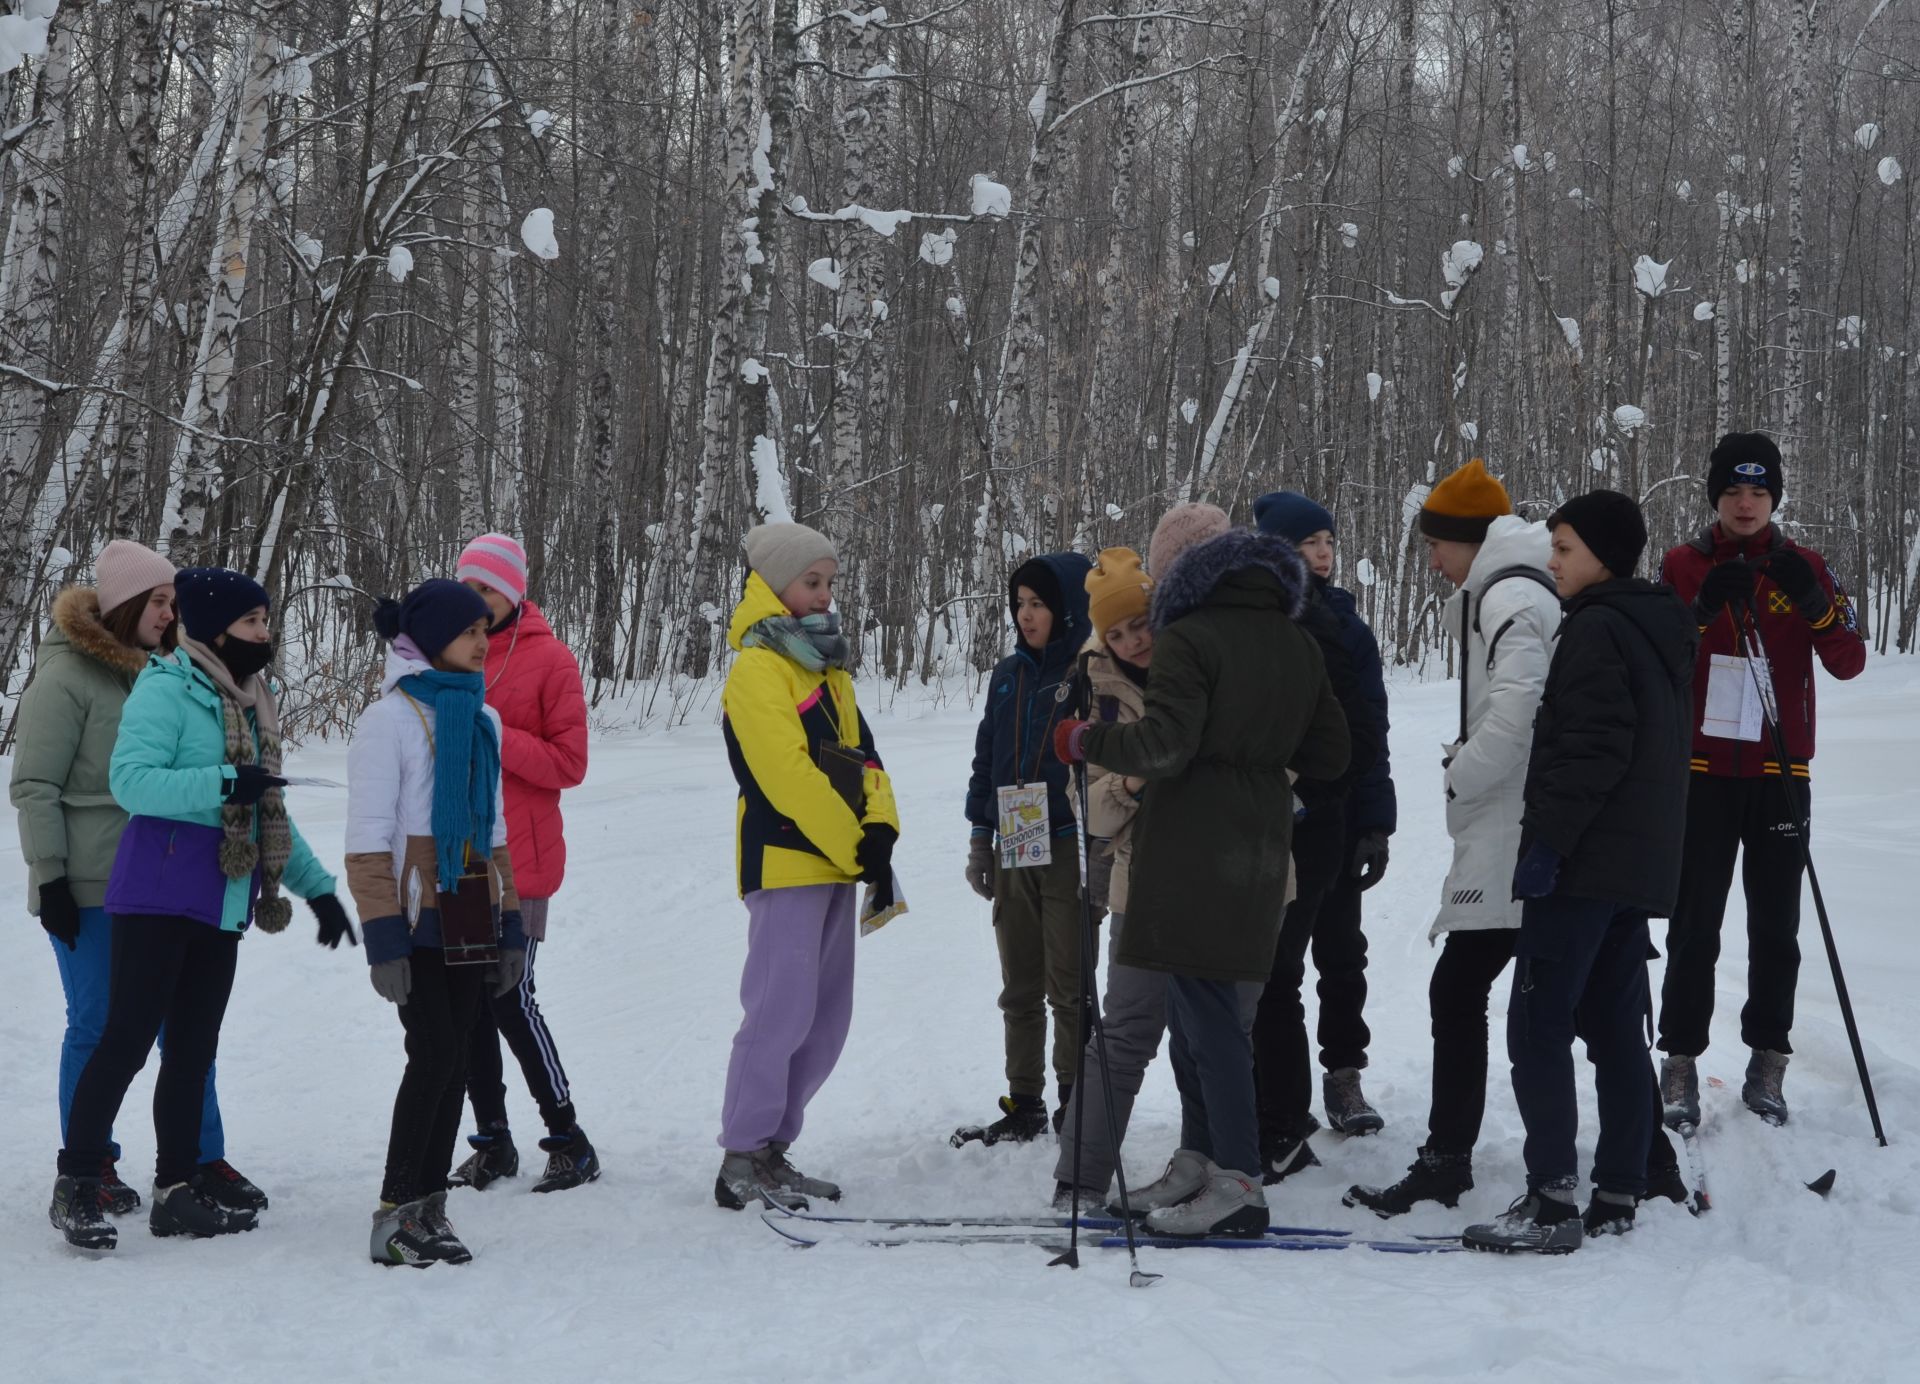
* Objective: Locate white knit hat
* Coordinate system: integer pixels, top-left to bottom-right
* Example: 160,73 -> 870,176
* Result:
94,540 -> 176,617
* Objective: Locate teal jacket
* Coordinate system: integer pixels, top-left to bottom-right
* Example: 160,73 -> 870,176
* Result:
108,649 -> 334,930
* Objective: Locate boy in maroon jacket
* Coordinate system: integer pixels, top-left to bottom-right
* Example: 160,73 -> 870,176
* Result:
1656,433 -> 1865,1128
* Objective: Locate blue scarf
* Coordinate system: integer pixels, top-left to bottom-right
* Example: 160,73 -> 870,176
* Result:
399,669 -> 500,893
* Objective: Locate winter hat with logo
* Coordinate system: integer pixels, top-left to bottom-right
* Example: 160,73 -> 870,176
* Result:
456,533 -> 529,608
1706,432 -> 1784,508
1417,459 -> 1513,543
373,579 -> 492,660
174,568 -> 271,645
1146,503 -> 1233,581
744,522 -> 838,596
1252,491 -> 1335,545
1548,489 -> 1647,580
94,539 -> 176,617
1085,547 -> 1154,640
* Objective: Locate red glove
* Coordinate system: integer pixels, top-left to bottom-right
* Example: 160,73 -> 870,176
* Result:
1052,719 -> 1090,764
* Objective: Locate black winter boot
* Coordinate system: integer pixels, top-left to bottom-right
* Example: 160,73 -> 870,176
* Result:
449,1125 -> 520,1190
51,1175 -> 117,1251
150,1174 -> 258,1238
532,1127 -> 601,1193
1582,1191 -> 1637,1237
197,1159 -> 269,1213
1260,1125 -> 1322,1185
98,1160 -> 141,1216
951,1093 -> 1049,1147
1343,1146 -> 1474,1217
1464,1189 -> 1584,1255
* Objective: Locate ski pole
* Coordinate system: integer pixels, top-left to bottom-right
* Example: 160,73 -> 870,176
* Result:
1737,618 -> 1888,1147
1049,657 -> 1158,1286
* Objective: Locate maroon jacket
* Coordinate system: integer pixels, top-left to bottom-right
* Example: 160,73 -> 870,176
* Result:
1659,524 -> 1865,779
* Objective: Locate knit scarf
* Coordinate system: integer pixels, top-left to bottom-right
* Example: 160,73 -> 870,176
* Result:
741,611 -> 849,673
177,635 -> 293,933
399,668 -> 500,893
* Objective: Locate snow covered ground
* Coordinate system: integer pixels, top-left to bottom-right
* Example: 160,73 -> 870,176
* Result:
5,658 -> 1919,1383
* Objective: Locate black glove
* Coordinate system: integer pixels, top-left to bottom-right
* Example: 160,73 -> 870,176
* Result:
37,876 -> 81,951
965,835 -> 996,902
855,824 -> 898,885
1085,843 -> 1114,914
1350,831 -> 1391,892
1759,548 -> 1830,623
1695,559 -> 1754,621
307,893 -> 359,949
225,764 -> 288,806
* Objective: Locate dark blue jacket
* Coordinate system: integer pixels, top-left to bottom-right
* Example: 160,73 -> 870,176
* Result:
1320,580 -> 1396,836
965,552 -> 1093,838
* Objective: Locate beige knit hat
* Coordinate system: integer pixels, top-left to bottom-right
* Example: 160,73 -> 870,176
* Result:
1146,503 -> 1232,580
744,522 -> 838,595
94,539 -> 176,617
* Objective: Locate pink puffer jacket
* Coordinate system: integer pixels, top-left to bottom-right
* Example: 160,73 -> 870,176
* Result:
483,602 -> 588,899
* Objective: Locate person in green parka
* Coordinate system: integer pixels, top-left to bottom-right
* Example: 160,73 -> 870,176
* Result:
1054,505 -> 1350,1238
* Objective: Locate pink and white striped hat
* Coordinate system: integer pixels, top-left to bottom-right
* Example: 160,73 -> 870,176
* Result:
456,533 -> 529,607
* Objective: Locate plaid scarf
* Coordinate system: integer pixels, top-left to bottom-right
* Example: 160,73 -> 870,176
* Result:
741,611 -> 850,672
178,636 -> 294,933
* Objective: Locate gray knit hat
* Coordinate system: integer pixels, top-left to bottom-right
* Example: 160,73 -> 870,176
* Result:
744,522 -> 838,594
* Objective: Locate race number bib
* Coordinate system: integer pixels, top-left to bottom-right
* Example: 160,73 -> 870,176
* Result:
1702,654 -> 1769,742
997,783 -> 1052,869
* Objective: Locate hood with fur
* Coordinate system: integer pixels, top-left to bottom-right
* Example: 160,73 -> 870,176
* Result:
51,586 -> 152,676
1149,528 -> 1309,630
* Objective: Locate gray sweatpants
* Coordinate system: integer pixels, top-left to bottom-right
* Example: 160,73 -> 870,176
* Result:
1052,913 -> 1262,1197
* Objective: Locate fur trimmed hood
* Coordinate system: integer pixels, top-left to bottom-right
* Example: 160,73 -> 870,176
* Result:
51,586 -> 152,675
1149,528 -> 1309,630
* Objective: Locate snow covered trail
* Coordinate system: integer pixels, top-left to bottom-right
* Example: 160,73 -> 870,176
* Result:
4,661 -> 1920,1382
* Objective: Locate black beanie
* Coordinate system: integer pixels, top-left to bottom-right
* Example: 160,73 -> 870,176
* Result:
373,579 -> 492,659
1706,432 -> 1784,508
1548,489 -> 1647,580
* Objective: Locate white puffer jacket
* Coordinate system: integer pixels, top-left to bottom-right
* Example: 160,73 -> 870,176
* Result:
1430,516 -> 1562,939
345,647 -> 516,962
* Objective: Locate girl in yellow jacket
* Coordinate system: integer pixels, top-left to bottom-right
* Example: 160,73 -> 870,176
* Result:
715,523 -> 900,1211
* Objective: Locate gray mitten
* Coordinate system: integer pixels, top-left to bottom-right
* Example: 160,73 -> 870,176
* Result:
369,957 -> 411,1005
965,835 -> 996,902
490,947 -> 528,998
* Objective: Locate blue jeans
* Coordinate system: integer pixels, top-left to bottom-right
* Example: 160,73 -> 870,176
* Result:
1164,975 -> 1266,1178
50,907 -> 224,1164
1509,896 -> 1655,1198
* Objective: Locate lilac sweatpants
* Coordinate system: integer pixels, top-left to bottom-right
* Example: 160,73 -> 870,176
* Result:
718,882 -> 857,1152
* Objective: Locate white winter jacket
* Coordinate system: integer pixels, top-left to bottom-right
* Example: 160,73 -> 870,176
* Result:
345,647 -> 518,961
1430,516 -> 1562,939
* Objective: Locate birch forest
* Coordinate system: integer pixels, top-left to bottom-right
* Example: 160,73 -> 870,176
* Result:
3,0 -> 1918,730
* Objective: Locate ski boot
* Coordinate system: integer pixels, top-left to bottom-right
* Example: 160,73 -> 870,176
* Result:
449,1124 -> 520,1190
532,1126 -> 601,1193
50,1175 -> 117,1251
419,1190 -> 473,1262
1344,1146 -> 1473,1218
1052,1181 -> 1106,1213
716,1148 -> 808,1211
1113,1148 -> 1210,1219
198,1159 -> 270,1213
371,1197 -> 466,1267
98,1159 -> 141,1216
1323,1068 -> 1384,1136
1145,1164 -> 1269,1239
1660,1054 -> 1700,1130
1260,1122 -> 1322,1186
150,1172 -> 258,1238
1582,1191 -> 1637,1237
763,1141 -> 840,1203
950,1093 -> 1048,1148
1463,1188 -> 1584,1255
1644,1127 -> 1691,1208
1742,1049 -> 1790,1126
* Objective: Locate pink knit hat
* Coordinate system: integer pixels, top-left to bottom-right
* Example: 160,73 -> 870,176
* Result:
1146,503 -> 1232,579
456,533 -> 529,607
94,539 -> 176,617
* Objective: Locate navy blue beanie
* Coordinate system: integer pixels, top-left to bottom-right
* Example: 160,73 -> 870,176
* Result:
373,579 -> 491,659
1252,491 -> 1335,544
175,567 -> 271,645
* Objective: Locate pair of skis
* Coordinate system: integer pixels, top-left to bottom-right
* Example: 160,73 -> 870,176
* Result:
759,1202 -> 1462,1254
1670,1074 -> 1838,1210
